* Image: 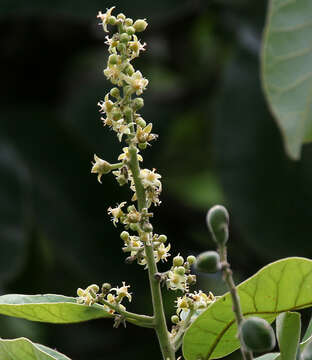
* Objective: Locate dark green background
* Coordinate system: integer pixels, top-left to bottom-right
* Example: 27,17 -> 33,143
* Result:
0,0 -> 311,359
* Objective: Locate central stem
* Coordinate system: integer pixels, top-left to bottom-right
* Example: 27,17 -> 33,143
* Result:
128,144 -> 175,360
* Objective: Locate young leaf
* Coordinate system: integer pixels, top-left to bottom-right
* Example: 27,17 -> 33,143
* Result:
0,337 -> 70,359
183,257 -> 312,360
0,294 -> 112,323
276,312 -> 301,360
261,0 -> 312,159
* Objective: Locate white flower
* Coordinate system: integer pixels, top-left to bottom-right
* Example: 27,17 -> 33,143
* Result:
91,154 -> 112,183
107,202 -> 127,226
155,243 -> 171,262
121,70 -> 148,95
140,168 -> 162,191
111,282 -> 132,302
166,270 -> 188,292
97,7 -> 115,32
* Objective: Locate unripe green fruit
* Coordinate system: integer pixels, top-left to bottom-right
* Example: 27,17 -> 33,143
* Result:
173,255 -> 184,267
175,266 -> 186,276
108,16 -> 117,25
206,205 -> 229,246
133,19 -> 148,32
240,317 -> 276,353
171,315 -> 179,324
110,87 -> 120,98
195,251 -> 220,273
126,26 -> 135,36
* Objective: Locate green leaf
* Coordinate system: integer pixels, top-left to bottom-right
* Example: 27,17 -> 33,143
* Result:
0,337 -> 70,359
254,354 -> 280,360
276,311 -> 301,360
0,294 -> 112,323
183,257 -> 312,360
261,0 -> 312,159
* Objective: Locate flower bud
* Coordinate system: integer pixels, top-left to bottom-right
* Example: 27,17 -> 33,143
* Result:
124,64 -> 135,76
125,18 -> 133,26
130,223 -> 140,232
120,33 -> 130,43
123,106 -> 133,119
240,317 -> 276,353
133,19 -> 148,32
141,222 -> 153,233
117,42 -> 126,53
126,26 -> 135,36
110,87 -> 120,98
158,235 -> 167,243
108,16 -> 117,25
120,231 -> 129,241
173,255 -> 184,267
136,117 -> 146,127
138,142 -> 147,150
195,251 -> 221,273
171,315 -> 179,324
132,97 -> 144,110
108,54 -> 119,65
112,109 -> 122,120
206,205 -> 229,246
117,13 -> 126,20
175,266 -> 186,276
101,283 -> 111,293
187,255 -> 196,265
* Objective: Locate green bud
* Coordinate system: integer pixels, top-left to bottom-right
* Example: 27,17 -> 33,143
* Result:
124,64 -> 135,76
187,255 -> 196,265
132,97 -> 144,110
108,16 -> 117,25
133,19 -> 148,32
240,317 -> 276,353
206,205 -> 229,246
171,315 -> 179,324
138,142 -> 147,150
195,251 -> 220,273
101,283 -> 111,293
112,109 -> 122,121
123,85 -> 133,97
129,223 -> 140,232
110,87 -> 120,98
158,234 -> 167,243
125,18 -> 133,26
136,117 -> 146,127
108,54 -> 119,65
117,42 -> 126,53
173,255 -> 184,267
126,26 -> 135,36
141,222 -> 153,233
120,231 -> 129,241
175,266 -> 186,276
120,33 -> 130,43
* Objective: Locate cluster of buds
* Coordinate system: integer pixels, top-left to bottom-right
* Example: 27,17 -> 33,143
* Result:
163,254 -> 197,292
169,291 -> 217,339
77,282 -> 131,314
121,231 -> 171,266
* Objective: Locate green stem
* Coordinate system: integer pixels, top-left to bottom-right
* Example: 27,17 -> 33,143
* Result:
128,144 -> 175,360
219,245 -> 253,360
172,309 -> 195,351
99,298 -> 154,328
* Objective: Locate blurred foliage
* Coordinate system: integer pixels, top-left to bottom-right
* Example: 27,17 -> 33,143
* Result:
0,0 -> 311,359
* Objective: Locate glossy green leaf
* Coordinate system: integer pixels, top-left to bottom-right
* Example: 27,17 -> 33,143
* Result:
276,312 -> 301,360
261,0 -> 312,159
0,294 -> 112,323
183,257 -> 312,360
0,337 -> 70,359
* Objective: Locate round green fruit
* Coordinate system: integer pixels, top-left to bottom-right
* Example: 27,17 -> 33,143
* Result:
195,251 -> 221,273
206,205 -> 229,246
240,317 -> 276,353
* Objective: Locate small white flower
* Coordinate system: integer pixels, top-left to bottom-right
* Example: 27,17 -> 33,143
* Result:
97,7 -> 115,32
140,168 -> 162,191
111,281 -> 132,302
155,243 -> 171,262
121,70 -> 148,95
91,154 -> 112,183
107,202 -> 127,226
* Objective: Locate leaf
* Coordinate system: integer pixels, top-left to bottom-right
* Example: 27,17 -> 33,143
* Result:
276,311 -> 301,360
254,354 -> 280,360
183,257 -> 312,360
0,294 -> 112,323
0,337 -> 70,359
261,0 -> 312,159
